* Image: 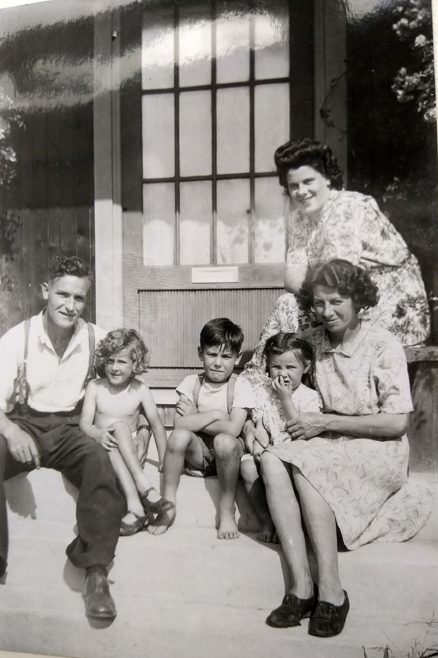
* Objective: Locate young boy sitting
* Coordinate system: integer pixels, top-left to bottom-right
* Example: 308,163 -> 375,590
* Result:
148,318 -> 255,540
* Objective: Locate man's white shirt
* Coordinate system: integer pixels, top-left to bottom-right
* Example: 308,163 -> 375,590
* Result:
0,313 -> 105,413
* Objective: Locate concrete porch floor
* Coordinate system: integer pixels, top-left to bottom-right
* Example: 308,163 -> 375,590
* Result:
1,457 -> 437,658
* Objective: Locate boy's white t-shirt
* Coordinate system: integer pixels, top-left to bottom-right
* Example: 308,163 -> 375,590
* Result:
177,373 -> 256,414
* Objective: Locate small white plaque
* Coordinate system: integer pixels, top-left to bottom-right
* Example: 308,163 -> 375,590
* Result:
191,266 -> 239,284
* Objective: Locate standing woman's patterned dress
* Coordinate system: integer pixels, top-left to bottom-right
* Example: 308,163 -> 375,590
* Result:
247,189 -> 430,373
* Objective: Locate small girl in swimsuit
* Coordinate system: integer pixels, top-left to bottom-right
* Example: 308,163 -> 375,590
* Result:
80,328 -> 173,536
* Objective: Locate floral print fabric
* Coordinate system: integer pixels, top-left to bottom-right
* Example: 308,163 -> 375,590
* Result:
252,382 -> 322,445
286,190 -> 430,346
268,323 -> 432,549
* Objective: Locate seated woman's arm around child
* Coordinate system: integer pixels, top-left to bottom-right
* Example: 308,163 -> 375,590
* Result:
79,328 -> 173,537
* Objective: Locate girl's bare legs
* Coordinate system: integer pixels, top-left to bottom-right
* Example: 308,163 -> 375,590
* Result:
147,427 -> 204,535
107,449 -> 144,521
292,466 -> 344,605
240,456 -> 276,542
261,451 -> 313,599
112,422 -> 161,502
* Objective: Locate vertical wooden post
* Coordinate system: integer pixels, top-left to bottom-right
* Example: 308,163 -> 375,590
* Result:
93,7 -> 124,330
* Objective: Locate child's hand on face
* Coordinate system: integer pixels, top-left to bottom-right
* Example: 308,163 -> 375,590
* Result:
95,429 -> 118,451
272,374 -> 293,400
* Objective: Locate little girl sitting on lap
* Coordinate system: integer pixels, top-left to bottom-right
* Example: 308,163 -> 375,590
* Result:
80,328 -> 173,536
241,333 -> 321,542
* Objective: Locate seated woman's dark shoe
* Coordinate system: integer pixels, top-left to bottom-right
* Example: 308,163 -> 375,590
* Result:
140,488 -> 175,514
83,566 -> 116,620
0,556 -> 7,578
308,591 -> 349,637
266,590 -> 316,628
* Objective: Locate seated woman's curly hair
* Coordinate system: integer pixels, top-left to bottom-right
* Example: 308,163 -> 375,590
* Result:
298,259 -> 379,314
94,329 -> 150,378
274,138 -> 343,191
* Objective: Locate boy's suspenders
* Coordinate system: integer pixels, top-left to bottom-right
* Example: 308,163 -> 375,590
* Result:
16,320 -> 96,410
192,372 -> 237,414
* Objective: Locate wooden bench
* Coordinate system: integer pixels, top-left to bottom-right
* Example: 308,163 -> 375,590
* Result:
405,346 -> 438,479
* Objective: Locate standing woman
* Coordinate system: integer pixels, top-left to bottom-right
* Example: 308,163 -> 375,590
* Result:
260,260 -> 431,638
247,138 -> 430,372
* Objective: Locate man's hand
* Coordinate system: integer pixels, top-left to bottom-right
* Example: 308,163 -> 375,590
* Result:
175,395 -> 198,417
286,413 -> 326,441
7,425 -> 41,468
94,429 -> 118,451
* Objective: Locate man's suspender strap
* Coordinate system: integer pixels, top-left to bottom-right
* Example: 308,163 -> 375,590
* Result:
192,373 -> 237,415
84,323 -> 96,386
17,318 -> 31,406
17,320 -> 96,407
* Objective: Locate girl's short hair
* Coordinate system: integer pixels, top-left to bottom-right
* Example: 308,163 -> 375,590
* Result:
94,328 -> 150,378
263,332 -> 314,369
274,138 -> 343,192
299,259 -> 379,313
200,317 -> 244,355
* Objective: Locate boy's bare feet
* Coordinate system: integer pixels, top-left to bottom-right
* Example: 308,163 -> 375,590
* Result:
257,522 -> 278,544
146,506 -> 176,535
217,510 -> 239,540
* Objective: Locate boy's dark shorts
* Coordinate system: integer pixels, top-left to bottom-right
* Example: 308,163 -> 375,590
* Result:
184,431 -> 245,478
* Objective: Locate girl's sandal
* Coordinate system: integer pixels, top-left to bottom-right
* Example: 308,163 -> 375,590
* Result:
140,488 -> 175,514
308,591 -> 350,637
119,512 -> 147,536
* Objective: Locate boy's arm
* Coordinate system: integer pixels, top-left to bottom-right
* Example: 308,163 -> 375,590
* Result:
173,395 -> 227,431
139,384 -> 168,470
202,407 -> 248,438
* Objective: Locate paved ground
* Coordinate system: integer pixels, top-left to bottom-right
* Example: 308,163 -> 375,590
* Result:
1,463 -> 437,658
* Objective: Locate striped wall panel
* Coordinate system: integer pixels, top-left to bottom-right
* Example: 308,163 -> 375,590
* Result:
139,288 -> 283,368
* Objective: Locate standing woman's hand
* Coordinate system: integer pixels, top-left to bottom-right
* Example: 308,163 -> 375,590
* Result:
286,413 -> 327,441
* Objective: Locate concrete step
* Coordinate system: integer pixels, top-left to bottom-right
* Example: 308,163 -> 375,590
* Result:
5,459 -> 261,532
2,523 -> 438,658
4,520 -> 438,619
2,452 -> 437,658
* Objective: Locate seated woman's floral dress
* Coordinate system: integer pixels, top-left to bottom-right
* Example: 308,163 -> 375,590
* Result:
246,189 -> 430,375
269,322 -> 432,550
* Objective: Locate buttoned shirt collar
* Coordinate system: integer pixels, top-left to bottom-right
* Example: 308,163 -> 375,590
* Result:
36,311 -> 86,360
320,321 -> 370,358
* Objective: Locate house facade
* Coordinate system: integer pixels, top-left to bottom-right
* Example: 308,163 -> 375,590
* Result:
0,0 -> 436,391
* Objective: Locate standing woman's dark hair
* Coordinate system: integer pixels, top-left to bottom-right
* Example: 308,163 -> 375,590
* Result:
274,138 -> 344,191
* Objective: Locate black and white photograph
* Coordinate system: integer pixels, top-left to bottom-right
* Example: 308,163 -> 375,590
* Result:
0,1 -> 437,657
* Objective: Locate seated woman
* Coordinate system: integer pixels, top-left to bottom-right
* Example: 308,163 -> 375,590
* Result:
247,138 -> 430,374
260,259 -> 431,638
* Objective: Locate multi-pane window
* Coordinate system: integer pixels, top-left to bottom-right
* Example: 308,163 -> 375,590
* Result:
141,0 -> 291,267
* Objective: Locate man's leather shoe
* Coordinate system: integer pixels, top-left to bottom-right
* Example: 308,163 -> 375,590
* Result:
83,566 -> 116,620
